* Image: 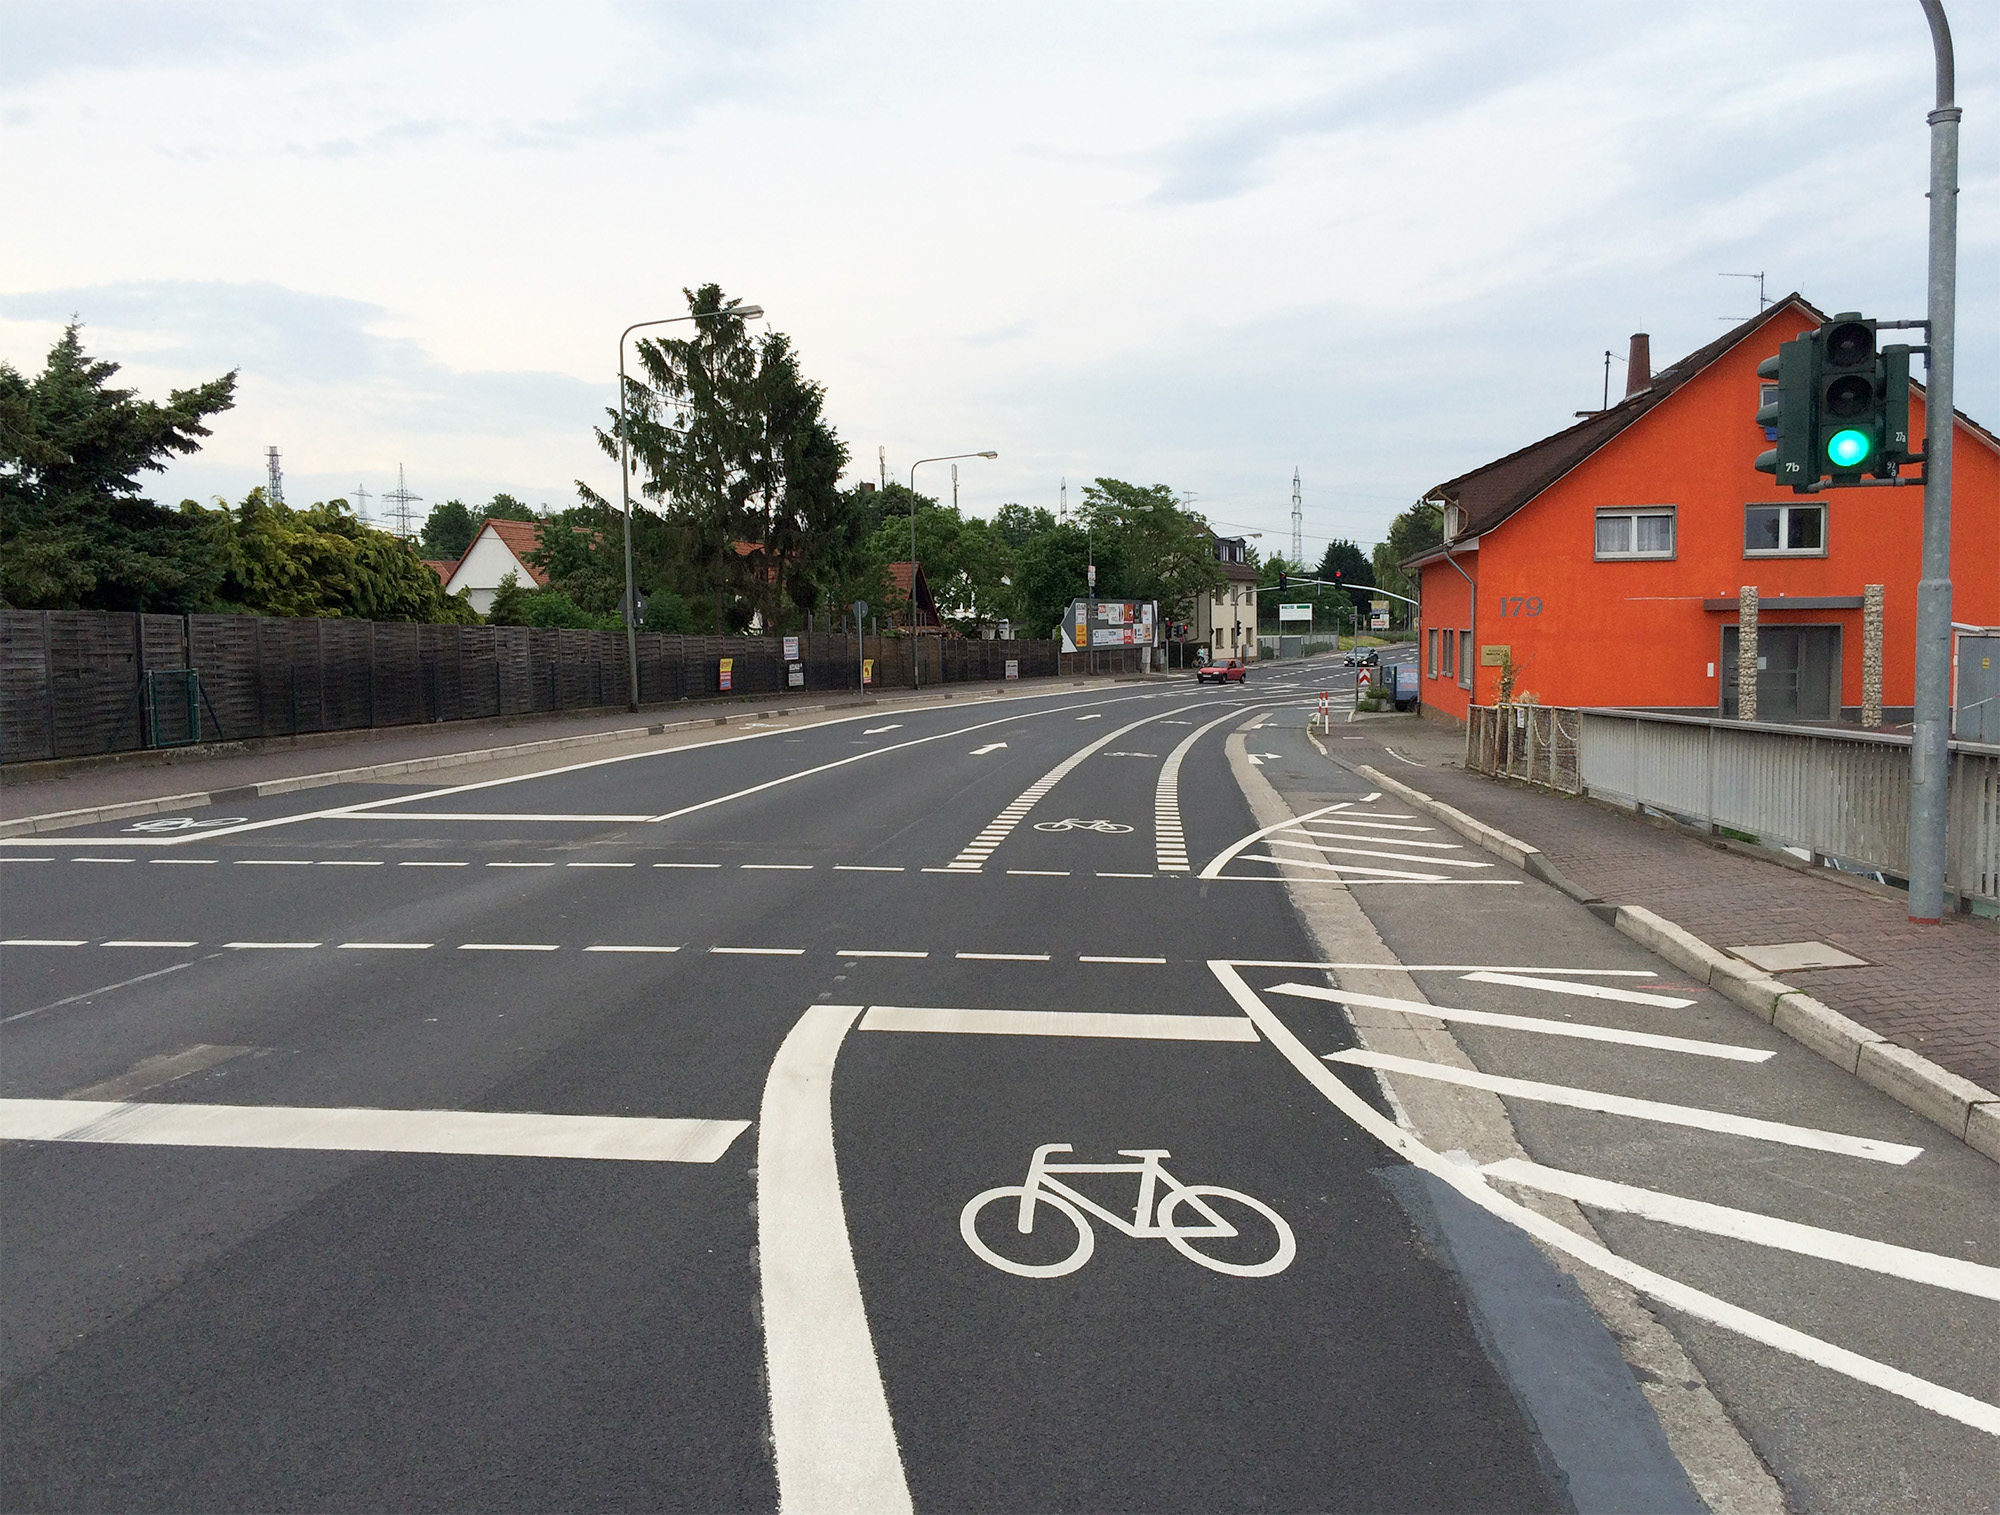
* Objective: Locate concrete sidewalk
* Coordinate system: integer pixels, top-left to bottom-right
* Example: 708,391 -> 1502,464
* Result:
1,673 -> 1156,833
1327,714 -> 1999,1100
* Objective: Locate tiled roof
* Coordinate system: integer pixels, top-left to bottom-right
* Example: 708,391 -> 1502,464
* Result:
421,560 -> 456,584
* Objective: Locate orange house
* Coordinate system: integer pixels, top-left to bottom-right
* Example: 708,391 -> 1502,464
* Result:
1410,297 -> 2000,727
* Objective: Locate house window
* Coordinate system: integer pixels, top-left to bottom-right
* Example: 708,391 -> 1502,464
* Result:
1594,507 -> 1676,559
1745,503 -> 1825,556
1427,628 -> 1439,678
1457,631 -> 1472,690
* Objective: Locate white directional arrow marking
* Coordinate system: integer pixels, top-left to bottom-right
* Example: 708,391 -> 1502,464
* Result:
1075,714 -> 1103,721
969,742 -> 1008,755
863,725 -> 903,734
1247,752 -> 1283,765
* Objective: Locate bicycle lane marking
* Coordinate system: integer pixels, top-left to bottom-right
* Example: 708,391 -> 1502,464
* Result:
1207,960 -> 2000,1438
1154,707 -> 1270,872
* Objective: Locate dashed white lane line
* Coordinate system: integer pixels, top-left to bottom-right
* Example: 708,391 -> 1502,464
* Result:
1461,970 -> 1697,1009
3,938 -> 87,946
834,865 -> 904,872
75,857 -> 134,864
1324,1049 -> 1923,1164
1080,955 -> 1167,964
838,949 -> 929,959
235,859 -> 313,866
859,1006 -> 1257,1042
319,860 -> 384,867
712,946 -> 807,956
458,942 -> 560,952
104,939 -> 199,948
1006,869 -> 1069,876
0,1099 -> 749,1163
153,858 -> 218,865
225,941 -> 321,950
584,944 -> 681,954
568,861 -> 635,868
1483,1158 -> 2000,1301
399,861 -> 468,868
488,861 -> 554,868
955,951 -> 1051,961
744,863 -> 814,870
1266,982 -> 1770,1062
657,862 -> 722,869
0,857 -> 50,863
338,942 -> 434,951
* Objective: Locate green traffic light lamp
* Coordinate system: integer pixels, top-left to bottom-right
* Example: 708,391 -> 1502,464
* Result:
1827,429 -> 1874,469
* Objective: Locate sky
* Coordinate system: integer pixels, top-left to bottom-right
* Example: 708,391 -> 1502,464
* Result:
3,0 -> 1993,562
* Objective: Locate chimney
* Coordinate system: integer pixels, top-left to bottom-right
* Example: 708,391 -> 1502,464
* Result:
1625,333 -> 1652,397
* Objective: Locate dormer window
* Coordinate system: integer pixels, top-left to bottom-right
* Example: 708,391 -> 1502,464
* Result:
1442,504 -> 1467,541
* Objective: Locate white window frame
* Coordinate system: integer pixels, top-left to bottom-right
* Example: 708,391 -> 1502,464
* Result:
1426,627 -> 1439,679
1594,505 -> 1677,561
1457,631 -> 1472,690
1744,503 -> 1828,558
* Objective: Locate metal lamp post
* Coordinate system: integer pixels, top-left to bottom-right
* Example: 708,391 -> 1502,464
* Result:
616,302 -> 763,711
907,451 -> 997,688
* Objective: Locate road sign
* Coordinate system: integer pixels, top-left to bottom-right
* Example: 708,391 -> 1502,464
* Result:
1278,604 -> 1313,623
1357,668 -> 1371,689
1005,659 -> 1019,680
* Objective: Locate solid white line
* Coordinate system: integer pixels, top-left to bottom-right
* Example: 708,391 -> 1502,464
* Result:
834,865 -> 904,872
712,946 -> 806,956
103,940 -> 200,948
225,941 -> 320,950
1208,961 -> 2000,1438
838,949 -> 929,959
1265,982 -> 1771,1062
1198,799 -> 1353,879
3,938 -> 87,946
1239,853 -> 1447,881
656,862 -> 721,869
584,944 -> 681,953
1483,1159 -> 2000,1301
1222,960 -> 1658,974
458,943 -> 560,952
955,951 -> 1050,961
1006,869 -> 1069,876
859,1005 -> 1258,1042
1324,1049 -> 1922,1164
338,942 -> 434,951
1283,826 -> 1457,847
2,962 -> 195,1025
1461,970 -> 1697,1008
0,1099 -> 749,1162
758,1005 -> 915,1513
1080,955 -> 1167,964
357,813 -> 655,822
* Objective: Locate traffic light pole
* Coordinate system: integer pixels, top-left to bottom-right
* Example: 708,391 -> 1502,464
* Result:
1909,0 -> 1959,923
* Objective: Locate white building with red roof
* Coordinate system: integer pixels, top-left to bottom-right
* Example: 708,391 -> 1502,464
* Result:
442,519 -> 547,614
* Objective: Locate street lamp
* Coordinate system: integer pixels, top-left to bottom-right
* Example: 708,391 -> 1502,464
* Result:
907,450 -> 997,687
616,302 -> 763,710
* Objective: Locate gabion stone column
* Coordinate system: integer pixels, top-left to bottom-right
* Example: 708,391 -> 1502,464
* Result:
1862,584 -> 1885,728
1737,585 -> 1759,722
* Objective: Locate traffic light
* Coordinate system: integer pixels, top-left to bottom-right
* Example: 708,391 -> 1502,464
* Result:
1755,337 -> 1817,492
1818,315 -> 1880,479
1277,569 -> 1288,592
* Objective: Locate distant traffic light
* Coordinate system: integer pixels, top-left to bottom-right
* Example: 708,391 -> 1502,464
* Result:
1277,569 -> 1288,591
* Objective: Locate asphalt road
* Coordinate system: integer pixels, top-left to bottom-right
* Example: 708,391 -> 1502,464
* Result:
2,654 -> 1994,1513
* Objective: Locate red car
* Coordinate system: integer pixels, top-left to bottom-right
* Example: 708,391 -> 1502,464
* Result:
1197,658 -> 1247,685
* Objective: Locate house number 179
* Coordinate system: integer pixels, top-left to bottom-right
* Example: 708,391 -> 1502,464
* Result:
1499,596 -> 1544,617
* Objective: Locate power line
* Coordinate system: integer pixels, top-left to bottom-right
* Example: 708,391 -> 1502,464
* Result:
383,463 -> 423,541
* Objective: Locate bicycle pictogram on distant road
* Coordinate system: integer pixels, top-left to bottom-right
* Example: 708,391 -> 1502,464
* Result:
123,815 -> 248,833
961,1143 -> 1296,1279
1032,819 -> 1134,834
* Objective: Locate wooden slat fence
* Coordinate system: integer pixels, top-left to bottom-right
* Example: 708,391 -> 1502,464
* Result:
0,611 -> 1069,765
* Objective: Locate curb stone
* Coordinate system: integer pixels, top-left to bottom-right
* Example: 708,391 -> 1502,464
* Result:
1353,765 -> 2000,1162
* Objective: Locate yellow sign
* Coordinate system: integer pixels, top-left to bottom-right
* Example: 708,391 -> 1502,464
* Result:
1480,645 -> 1510,667
719,656 -> 734,691
862,658 -> 874,686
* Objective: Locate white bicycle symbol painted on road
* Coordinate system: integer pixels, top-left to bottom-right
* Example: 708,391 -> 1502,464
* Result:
961,1143 -> 1297,1279
124,815 -> 249,833
1032,818 -> 1134,833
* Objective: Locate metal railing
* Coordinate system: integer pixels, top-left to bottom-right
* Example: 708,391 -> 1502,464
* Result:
1466,704 -> 2000,909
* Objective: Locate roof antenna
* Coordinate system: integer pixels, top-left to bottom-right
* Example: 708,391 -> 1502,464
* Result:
1577,349 -> 1626,418
1719,271 -> 1770,320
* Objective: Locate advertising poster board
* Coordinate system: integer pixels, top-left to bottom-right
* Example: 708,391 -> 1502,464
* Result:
1278,603 -> 1312,624
1005,659 -> 1020,680
862,658 -> 874,686
718,657 -> 733,691
1062,600 -> 1161,653
783,636 -> 799,661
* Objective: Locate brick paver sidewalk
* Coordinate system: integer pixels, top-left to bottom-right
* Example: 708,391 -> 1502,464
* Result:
1339,716 -> 1999,1094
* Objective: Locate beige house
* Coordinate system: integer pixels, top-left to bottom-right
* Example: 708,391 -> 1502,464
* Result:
1192,532 -> 1261,662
